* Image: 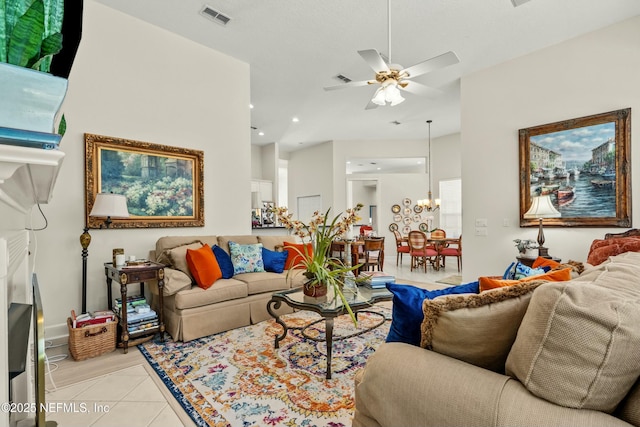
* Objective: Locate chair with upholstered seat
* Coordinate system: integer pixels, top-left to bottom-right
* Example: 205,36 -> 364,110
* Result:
439,235 -> 462,272
361,237 -> 385,271
330,241 -> 346,263
393,230 -> 410,265
408,231 -> 438,272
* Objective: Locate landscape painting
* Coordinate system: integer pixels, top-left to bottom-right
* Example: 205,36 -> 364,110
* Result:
519,109 -> 631,228
85,134 -> 204,228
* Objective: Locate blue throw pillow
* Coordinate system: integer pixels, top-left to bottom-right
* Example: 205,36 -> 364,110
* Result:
503,261 -> 546,280
386,281 -> 479,346
211,245 -> 234,279
262,247 -> 288,273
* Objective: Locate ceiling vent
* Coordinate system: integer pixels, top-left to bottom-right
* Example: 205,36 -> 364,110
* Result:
391,120 -> 401,125
511,0 -> 532,6
334,74 -> 352,83
200,5 -> 231,26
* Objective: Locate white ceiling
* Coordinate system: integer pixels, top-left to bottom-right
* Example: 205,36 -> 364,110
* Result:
96,0 -> 640,152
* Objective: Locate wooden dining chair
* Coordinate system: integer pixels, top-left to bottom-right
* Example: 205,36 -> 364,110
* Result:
330,241 -> 345,263
439,235 -> 462,272
408,231 -> 438,272
362,237 -> 385,271
393,230 -> 410,265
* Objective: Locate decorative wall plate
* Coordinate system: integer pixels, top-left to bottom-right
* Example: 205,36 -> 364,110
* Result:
402,198 -> 411,206
391,204 -> 401,213
413,214 -> 422,223
403,225 -> 412,234
393,214 -> 402,222
419,222 -> 429,232
413,205 -> 423,213
389,223 -> 399,232
402,217 -> 412,225
403,207 -> 412,216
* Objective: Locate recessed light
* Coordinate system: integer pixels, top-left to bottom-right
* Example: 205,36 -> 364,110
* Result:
346,161 -> 351,164
377,167 -> 381,170
249,104 -> 254,109
292,117 -> 299,123
258,131 -> 264,136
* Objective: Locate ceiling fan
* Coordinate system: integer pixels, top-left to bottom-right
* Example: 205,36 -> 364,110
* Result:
323,0 -> 460,109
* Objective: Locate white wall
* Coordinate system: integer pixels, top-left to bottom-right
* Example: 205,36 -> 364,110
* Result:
462,16 -> 640,281
287,141 -> 334,218
35,0 -> 250,338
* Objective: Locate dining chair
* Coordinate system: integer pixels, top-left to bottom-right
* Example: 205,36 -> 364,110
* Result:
359,225 -> 373,237
393,230 -> 410,265
330,241 -> 345,263
361,237 -> 385,271
430,228 -> 446,239
439,235 -> 462,272
408,231 -> 438,272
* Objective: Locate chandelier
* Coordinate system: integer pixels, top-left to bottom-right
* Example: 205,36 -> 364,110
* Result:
417,120 -> 440,212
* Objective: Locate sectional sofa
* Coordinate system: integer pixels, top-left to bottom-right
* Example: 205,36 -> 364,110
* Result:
148,235 -> 306,341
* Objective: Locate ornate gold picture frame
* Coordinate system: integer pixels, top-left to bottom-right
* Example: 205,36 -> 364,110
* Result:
85,133 -> 204,229
519,108 -> 631,228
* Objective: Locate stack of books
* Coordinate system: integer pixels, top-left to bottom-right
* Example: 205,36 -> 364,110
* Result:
114,295 -> 158,335
70,309 -> 116,328
360,271 -> 395,289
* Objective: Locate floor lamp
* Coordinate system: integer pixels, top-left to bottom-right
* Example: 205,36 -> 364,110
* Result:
524,194 -> 560,258
80,193 -> 129,313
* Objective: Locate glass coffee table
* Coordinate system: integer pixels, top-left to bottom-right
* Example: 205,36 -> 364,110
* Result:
266,285 -> 392,379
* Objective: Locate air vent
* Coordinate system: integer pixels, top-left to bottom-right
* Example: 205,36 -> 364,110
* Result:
390,120 -> 401,125
511,0 -> 532,6
334,74 -> 352,83
200,5 -> 231,26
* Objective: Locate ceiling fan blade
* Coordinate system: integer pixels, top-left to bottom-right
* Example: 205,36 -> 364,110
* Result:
323,80 -> 372,91
399,81 -> 443,97
358,49 -> 390,73
401,51 -> 460,79
365,99 -> 379,110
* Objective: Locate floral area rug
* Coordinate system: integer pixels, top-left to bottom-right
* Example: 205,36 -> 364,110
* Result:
139,306 -> 392,427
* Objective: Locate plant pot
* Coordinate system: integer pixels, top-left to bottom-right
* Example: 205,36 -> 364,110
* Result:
303,281 -> 328,297
0,63 -> 68,133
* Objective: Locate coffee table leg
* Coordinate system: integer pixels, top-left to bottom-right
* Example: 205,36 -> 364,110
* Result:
267,299 -> 288,348
325,317 -> 334,379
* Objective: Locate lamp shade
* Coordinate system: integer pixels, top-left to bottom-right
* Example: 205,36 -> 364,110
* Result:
524,195 -> 561,219
89,193 -> 130,218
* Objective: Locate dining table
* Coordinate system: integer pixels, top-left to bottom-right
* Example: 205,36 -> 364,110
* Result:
331,239 -> 366,275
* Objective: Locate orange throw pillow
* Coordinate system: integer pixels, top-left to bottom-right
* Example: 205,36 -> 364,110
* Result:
479,268 -> 572,292
186,244 -> 222,289
531,256 -> 561,270
283,242 -> 313,270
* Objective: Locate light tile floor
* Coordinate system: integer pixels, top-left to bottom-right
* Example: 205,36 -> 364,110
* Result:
44,258 -> 461,427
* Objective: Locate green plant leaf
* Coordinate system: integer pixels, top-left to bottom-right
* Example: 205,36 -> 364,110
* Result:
57,113 -> 66,136
8,0 -> 45,68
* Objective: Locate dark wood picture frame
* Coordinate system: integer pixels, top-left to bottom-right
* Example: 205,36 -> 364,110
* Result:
519,108 -> 631,228
85,133 -> 204,229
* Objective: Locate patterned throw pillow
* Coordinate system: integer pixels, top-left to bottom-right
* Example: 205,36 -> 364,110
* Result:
502,261 -> 546,280
228,241 -> 265,275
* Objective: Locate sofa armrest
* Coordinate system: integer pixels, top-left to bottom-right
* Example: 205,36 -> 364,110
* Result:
354,343 -> 630,427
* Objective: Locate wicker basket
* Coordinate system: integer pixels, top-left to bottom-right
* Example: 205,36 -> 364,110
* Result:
67,317 -> 117,361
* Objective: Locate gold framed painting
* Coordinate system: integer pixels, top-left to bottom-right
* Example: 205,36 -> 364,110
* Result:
519,108 -> 631,228
85,133 -> 204,229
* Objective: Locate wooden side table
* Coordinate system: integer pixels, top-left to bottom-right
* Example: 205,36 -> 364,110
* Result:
104,262 -> 165,353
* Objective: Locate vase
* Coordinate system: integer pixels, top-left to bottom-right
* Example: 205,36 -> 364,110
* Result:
0,63 -> 68,134
303,280 -> 328,297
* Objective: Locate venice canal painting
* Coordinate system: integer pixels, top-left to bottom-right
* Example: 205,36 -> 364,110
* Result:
529,121 -> 616,218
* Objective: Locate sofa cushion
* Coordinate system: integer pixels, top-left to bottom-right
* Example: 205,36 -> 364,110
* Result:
502,261 -> 546,280
262,247 -> 288,273
155,236 -> 216,264
165,242 -> 203,278
257,235 -> 296,251
479,268 -> 571,292
229,241 -> 265,274
385,282 -> 479,346
283,242 -> 313,270
616,378 -> 640,426
212,244 -> 234,279
161,268 -> 193,296
420,279 -> 549,373
233,271 -> 292,294
531,256 -> 561,269
173,278 -> 248,310
506,254 -> 640,412
217,235 -> 259,253
186,244 -> 222,290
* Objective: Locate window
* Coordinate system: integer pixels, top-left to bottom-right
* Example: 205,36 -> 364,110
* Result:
439,179 -> 461,238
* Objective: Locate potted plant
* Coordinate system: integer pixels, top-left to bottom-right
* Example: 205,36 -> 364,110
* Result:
514,238 -> 538,258
0,0 -> 82,134
272,204 -> 364,324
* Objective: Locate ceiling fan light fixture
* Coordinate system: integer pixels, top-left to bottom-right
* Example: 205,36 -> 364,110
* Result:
371,80 -> 404,106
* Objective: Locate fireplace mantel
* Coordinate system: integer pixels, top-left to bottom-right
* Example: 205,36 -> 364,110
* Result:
0,144 -> 65,213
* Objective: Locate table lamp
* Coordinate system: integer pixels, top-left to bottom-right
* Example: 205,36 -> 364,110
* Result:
79,193 -> 130,313
524,194 -> 560,258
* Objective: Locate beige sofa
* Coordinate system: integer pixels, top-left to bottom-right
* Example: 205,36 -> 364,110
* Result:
353,251 -> 640,427
148,235 -> 306,341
